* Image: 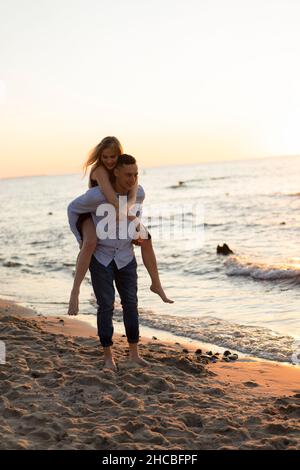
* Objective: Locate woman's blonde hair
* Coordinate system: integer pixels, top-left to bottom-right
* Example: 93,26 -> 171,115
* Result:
83,136 -> 123,175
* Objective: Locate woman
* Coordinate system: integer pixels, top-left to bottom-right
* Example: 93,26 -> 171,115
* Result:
68,136 -> 173,315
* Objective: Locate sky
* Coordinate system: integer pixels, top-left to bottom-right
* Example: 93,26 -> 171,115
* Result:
1,0 -> 300,178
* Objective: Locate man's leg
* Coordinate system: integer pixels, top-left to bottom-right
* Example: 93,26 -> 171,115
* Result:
89,256 -> 117,370
115,257 -> 148,366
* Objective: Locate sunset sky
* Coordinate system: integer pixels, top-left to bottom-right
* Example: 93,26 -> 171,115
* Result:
1,0 -> 300,178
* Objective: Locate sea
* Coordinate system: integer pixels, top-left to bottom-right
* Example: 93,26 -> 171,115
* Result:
1,155 -> 300,364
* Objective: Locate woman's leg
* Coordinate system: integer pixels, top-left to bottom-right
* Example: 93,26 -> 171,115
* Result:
140,238 -> 174,304
68,217 -> 97,315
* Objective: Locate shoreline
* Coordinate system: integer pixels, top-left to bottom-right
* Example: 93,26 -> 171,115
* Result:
2,293 -> 297,367
1,297 -> 300,450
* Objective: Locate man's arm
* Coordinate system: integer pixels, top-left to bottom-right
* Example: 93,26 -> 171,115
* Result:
67,187 -> 106,242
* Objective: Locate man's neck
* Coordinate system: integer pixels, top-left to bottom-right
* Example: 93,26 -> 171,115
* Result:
113,180 -> 128,195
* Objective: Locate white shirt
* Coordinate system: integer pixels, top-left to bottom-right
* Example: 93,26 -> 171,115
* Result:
67,185 -> 145,269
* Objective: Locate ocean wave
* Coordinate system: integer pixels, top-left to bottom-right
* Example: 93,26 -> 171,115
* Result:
110,305 -> 298,363
271,191 -> 300,198
168,182 -> 187,189
167,175 -> 238,189
204,222 -> 224,227
185,176 -> 237,183
225,256 -> 300,283
28,240 -> 50,246
2,261 -> 23,268
2,258 -> 69,273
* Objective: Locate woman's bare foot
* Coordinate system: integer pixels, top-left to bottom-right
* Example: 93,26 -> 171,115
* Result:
68,290 -> 79,315
150,284 -> 174,303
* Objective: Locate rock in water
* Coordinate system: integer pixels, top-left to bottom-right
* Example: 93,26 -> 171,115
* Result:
223,350 -> 231,357
229,354 -> 238,361
216,243 -> 234,255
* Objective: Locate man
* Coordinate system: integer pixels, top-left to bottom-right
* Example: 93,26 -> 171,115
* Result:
68,154 -> 148,370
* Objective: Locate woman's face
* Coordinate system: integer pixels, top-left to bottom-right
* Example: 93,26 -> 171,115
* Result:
101,146 -> 118,170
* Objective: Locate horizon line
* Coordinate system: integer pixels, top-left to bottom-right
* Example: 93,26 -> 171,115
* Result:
1,153 -> 299,181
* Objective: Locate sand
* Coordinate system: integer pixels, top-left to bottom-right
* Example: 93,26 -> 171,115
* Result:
0,298 -> 299,450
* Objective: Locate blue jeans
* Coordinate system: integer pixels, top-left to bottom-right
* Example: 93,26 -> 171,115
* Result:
89,255 -> 139,348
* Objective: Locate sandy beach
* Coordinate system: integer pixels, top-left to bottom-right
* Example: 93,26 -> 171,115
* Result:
0,298 -> 299,450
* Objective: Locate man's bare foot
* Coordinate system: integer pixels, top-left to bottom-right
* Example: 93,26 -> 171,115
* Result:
128,355 -> 149,367
150,284 -> 174,303
103,357 -> 118,371
68,290 -> 79,315
103,347 -> 117,371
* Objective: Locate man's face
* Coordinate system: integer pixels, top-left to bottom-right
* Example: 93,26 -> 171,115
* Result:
114,163 -> 138,192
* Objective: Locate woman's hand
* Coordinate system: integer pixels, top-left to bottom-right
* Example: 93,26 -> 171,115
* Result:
132,237 -> 145,246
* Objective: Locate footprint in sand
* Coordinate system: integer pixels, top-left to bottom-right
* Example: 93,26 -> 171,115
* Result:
243,381 -> 259,388
265,423 -> 290,434
150,377 -> 175,393
182,412 -> 203,428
